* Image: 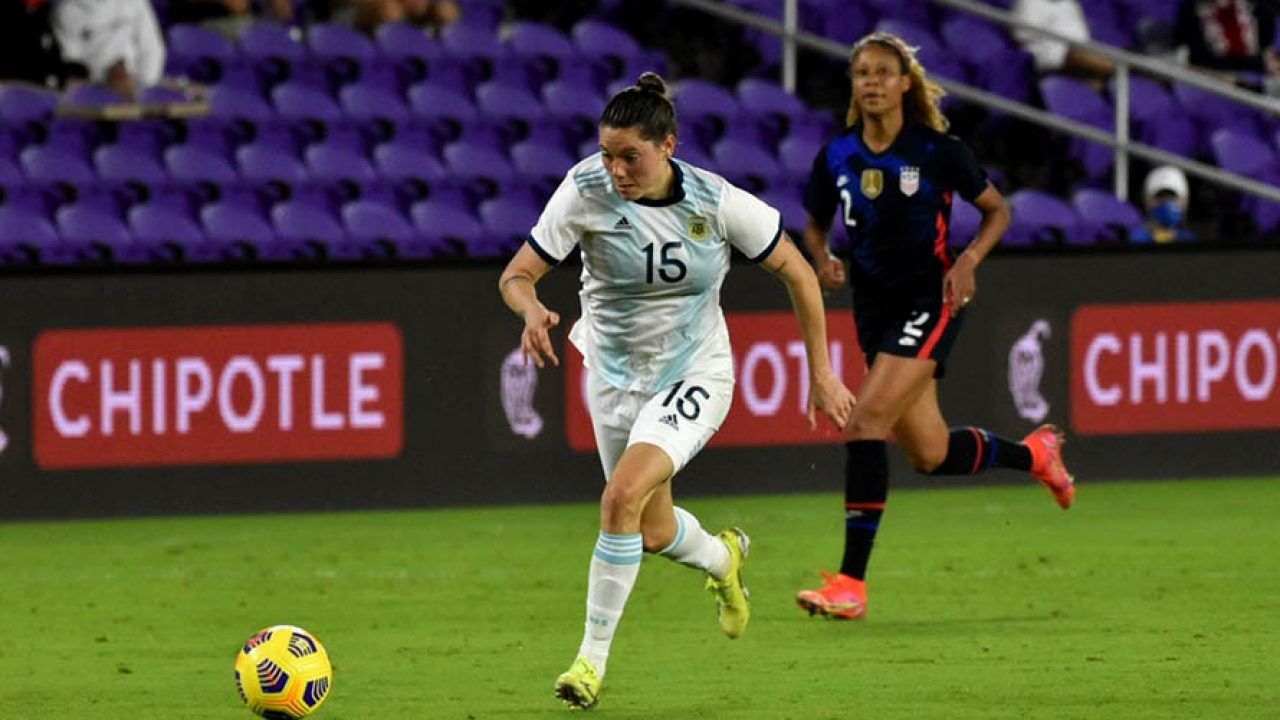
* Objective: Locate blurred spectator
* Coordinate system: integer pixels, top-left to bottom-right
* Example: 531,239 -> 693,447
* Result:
314,0 -> 459,33
1173,0 -> 1280,91
1011,0 -> 1115,84
169,0 -> 295,35
52,0 -> 165,100
0,0 -> 86,89
1130,165 -> 1197,243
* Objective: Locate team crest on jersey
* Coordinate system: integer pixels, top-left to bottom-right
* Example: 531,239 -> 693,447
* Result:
899,166 -> 920,197
687,215 -> 710,242
860,169 -> 883,199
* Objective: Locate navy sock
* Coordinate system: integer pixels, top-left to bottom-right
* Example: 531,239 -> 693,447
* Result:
840,440 -> 889,581
929,427 -> 1033,475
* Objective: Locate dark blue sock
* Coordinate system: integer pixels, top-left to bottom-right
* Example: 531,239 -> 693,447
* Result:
840,439 -> 888,580
929,427 -> 1033,475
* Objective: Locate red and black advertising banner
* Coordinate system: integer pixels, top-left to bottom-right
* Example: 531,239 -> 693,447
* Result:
0,249 -> 1277,519
34,323 -> 403,469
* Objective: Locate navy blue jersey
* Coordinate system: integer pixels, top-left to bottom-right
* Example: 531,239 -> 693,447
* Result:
805,122 -> 988,294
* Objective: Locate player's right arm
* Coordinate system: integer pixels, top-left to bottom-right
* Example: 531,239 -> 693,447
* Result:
801,145 -> 847,292
499,167 -> 584,369
499,245 -> 560,368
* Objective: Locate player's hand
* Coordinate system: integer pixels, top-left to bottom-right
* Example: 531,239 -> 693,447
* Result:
943,254 -> 978,317
815,252 -> 847,292
521,304 -> 561,368
807,370 -> 856,431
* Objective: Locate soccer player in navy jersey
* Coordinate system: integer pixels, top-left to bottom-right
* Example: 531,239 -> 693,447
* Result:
794,32 -> 1076,620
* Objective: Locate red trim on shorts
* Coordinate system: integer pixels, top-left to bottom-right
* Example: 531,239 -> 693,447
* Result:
918,300 -> 952,359
967,427 -> 984,474
933,191 -> 953,271
845,502 -> 886,511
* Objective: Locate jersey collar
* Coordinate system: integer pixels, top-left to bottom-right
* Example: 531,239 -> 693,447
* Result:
632,159 -> 686,207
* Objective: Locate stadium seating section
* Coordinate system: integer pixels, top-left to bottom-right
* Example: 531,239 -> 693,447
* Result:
0,0 -> 1277,266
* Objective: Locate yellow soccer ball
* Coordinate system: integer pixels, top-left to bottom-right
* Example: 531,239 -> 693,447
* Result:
234,625 -> 333,718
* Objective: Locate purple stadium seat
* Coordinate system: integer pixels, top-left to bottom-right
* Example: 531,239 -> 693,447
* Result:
1080,0 -> 1133,49
127,203 -> 223,262
0,205 -> 57,262
802,1 -> 875,44
407,82 -> 479,130
1072,188 -> 1143,243
0,85 -> 58,126
341,200 -> 427,257
478,194 -> 539,254
201,202 -> 275,256
1173,82 -> 1263,136
673,143 -> 713,170
373,142 -> 447,184
1117,75 -> 1175,140
511,140 -> 575,181
571,19 -> 642,80
19,146 -> 96,185
165,144 -> 240,185
338,84 -> 411,122
474,80 -> 549,125
778,135 -> 823,179
375,22 -> 441,63
272,200 -> 358,260
305,144 -> 378,183
239,22 -> 307,83
761,185 -> 808,234
1040,77 -> 1114,179
949,198 -> 981,248
940,17 -> 1034,102
236,143 -> 309,184
541,81 -> 604,124
875,19 -> 967,83
506,21 -> 579,84
675,79 -> 741,148
443,141 -> 515,182
712,138 -> 782,193
94,146 -> 168,184
1211,127 -> 1280,231
0,155 -> 22,184
864,0 -> 931,26
210,85 -> 275,122
56,203 -> 152,263
271,83 -> 344,122
736,78 -> 807,118
61,84 -> 128,109
411,197 -> 486,256
1007,190 -> 1083,245
167,24 -> 238,82
307,22 -> 379,84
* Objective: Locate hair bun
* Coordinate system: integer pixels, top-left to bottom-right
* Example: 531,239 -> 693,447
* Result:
635,72 -> 668,97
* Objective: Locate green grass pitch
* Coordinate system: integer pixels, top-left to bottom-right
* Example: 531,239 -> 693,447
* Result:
1,477 -> 1277,719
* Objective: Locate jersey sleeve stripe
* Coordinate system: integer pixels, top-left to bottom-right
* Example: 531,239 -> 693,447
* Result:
525,233 -> 561,265
747,215 -> 784,263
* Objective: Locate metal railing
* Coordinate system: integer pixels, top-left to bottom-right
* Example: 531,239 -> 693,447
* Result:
667,0 -> 1280,206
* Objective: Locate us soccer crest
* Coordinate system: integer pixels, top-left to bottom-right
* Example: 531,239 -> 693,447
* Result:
899,166 -> 920,196
860,169 -> 883,199
687,215 -> 710,242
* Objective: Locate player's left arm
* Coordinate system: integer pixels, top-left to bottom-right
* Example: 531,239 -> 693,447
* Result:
761,236 -> 856,430
944,183 -> 1010,314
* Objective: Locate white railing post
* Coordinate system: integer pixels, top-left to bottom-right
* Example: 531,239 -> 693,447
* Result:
783,0 -> 798,93
1114,63 -> 1130,201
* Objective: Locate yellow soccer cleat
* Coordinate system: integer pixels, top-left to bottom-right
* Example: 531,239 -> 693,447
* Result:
705,527 -> 751,639
554,656 -> 602,710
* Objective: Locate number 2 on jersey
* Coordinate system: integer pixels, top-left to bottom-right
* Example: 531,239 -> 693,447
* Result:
643,242 -> 687,284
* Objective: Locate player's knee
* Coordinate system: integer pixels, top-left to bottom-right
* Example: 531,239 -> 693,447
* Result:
599,478 -> 646,527
846,405 -> 894,440
908,445 -> 947,474
640,527 -> 674,553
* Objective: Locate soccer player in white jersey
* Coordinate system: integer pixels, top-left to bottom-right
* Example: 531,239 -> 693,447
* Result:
498,72 -> 856,710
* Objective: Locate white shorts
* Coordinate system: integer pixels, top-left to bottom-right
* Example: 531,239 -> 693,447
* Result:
586,370 -> 735,481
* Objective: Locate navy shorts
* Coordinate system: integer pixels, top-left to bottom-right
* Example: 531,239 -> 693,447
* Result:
853,293 -> 965,378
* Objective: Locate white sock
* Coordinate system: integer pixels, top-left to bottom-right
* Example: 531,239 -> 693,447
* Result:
577,531 -> 642,678
656,506 -> 731,580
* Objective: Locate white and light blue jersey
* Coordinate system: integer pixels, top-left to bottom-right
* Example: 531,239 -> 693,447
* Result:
528,155 -> 783,393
